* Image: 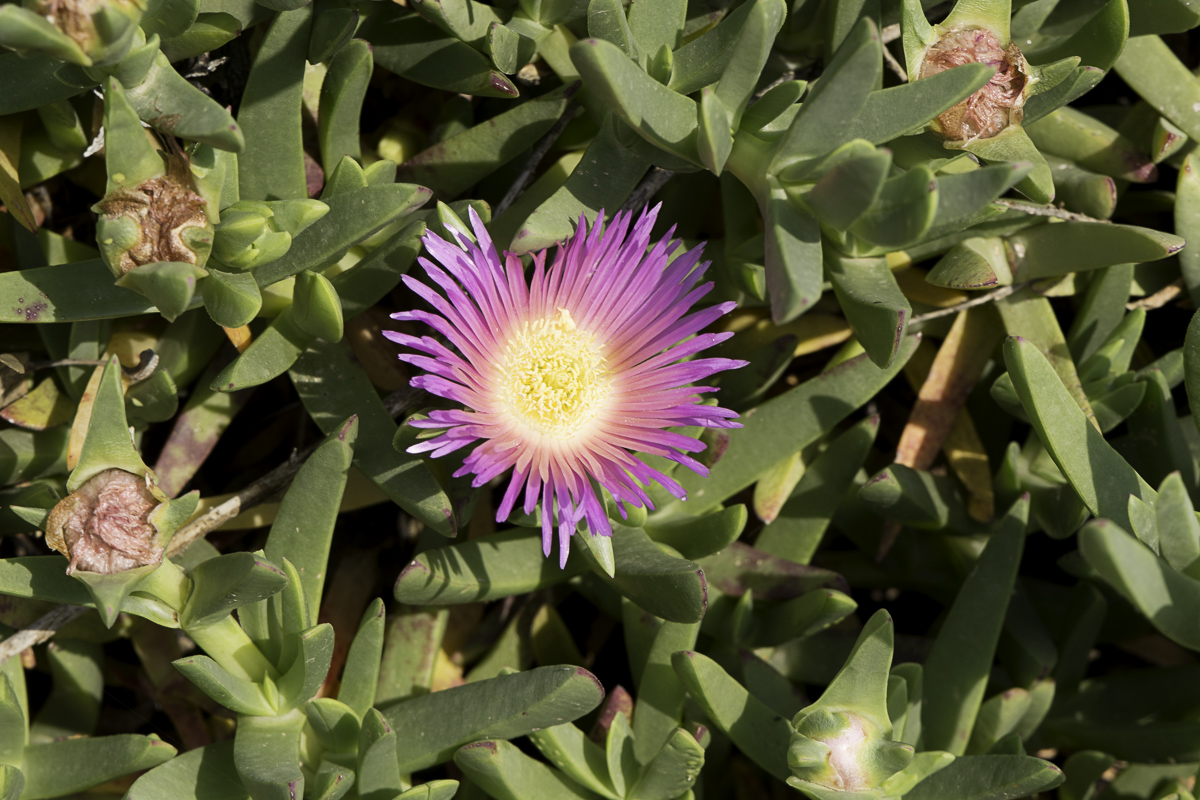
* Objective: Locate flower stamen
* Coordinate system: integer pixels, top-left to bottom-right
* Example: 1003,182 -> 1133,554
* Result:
500,308 -> 610,438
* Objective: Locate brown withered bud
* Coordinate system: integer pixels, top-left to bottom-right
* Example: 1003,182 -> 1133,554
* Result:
920,27 -> 1027,142
94,154 -> 210,276
29,0 -> 103,48
46,468 -> 164,575
27,0 -> 143,63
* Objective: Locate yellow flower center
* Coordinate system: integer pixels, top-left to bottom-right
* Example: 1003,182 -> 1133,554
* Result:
501,308 -> 610,438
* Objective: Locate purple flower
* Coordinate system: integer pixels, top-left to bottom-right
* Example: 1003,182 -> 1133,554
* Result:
385,204 -> 746,566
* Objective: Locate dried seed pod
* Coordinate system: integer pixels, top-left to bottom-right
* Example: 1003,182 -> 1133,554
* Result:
27,0 -> 145,66
921,26 -> 1028,143
46,468 -> 165,575
94,153 -> 213,276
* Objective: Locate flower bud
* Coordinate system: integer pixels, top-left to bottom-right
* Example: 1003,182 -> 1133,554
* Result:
45,468 -> 165,575
785,611 -> 916,798
210,199 -> 327,271
788,709 -> 914,792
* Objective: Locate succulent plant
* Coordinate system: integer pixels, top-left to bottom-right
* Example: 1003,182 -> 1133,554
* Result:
4,0 -> 1200,798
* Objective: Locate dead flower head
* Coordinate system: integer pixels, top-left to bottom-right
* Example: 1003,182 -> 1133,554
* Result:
920,27 -> 1028,142
46,468 -> 164,574
94,153 -> 211,276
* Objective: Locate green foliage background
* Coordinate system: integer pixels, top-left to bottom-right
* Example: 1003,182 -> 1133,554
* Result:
2,0 -> 1200,798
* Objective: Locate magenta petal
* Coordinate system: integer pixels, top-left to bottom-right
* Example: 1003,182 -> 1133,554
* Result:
389,205 -> 745,567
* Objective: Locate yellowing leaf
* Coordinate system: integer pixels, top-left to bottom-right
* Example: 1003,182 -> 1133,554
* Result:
0,118 -> 37,233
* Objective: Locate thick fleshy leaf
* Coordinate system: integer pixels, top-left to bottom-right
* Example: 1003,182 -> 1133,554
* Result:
802,148 -> 891,230
571,38 -> 698,164
211,312 -> 311,391
160,13 -> 243,63
1021,0 -> 1126,71
859,463 -> 979,530
0,53 -> 88,115
852,63 -> 995,145
21,735 -> 177,800
179,552 -> 289,628
1080,519 -> 1200,651
125,50 -> 244,152
1180,157 -> 1200,306
510,115 -> 649,253
669,0 -> 762,94
671,650 -> 793,780
253,184 -> 431,288
174,655 -> 276,716
668,338 -> 917,514
69,355 -> 146,490
292,338 -> 454,535
364,6 -> 518,98
101,77 -> 163,195
0,259 -> 163,322
926,237 -> 1011,290
627,728 -> 704,800
756,415 -> 878,564
382,665 -> 605,772
762,177 -> 823,324
960,126 -> 1054,204
317,39 -> 372,172
850,165 -> 938,249
904,754 -> 1063,800
577,526 -> 707,624
771,18 -> 882,174
1026,107 -> 1155,183
1047,157 -> 1118,220
710,0 -> 784,128
201,268 -> 262,328
1004,336 -> 1155,535
996,293 -> 1093,420
1115,35 -> 1200,142
292,270 -> 343,343
930,162 -> 1032,233
396,528 -> 584,604
645,505 -> 747,561
1125,370 -> 1196,492
455,739 -> 599,800
234,711 -> 305,800
29,638 -> 101,740
529,721 -> 617,798
1068,263 -> 1134,364
397,83 -> 576,197
923,495 -> 1028,755
966,689 -> 1031,754
339,598 -> 386,717
116,262 -> 206,323
278,624 -> 335,706
698,87 -> 733,175
126,740 -> 248,800
828,255 -> 910,368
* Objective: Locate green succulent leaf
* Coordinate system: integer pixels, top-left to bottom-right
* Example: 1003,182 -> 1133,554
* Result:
396,528 -> 585,604
1004,336 -> 1156,535
364,6 -> 519,98
923,495 -> 1029,755
383,665 -> 605,772
21,735 -> 177,800
672,650 -> 793,780
771,17 -> 882,175
456,738 -> 600,800
233,710 -> 306,800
